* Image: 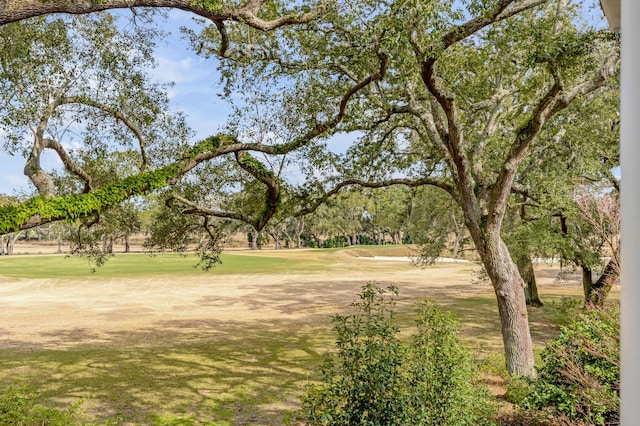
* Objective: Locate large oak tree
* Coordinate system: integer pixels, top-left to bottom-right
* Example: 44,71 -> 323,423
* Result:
202,0 -> 617,375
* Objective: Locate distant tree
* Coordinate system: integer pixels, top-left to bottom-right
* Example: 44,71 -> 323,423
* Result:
571,184 -> 619,306
407,186 -> 470,264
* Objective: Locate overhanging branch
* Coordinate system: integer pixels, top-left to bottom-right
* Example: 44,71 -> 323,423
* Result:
0,0 -> 326,30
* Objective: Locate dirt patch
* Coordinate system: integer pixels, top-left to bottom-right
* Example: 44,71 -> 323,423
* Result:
0,256 -> 583,352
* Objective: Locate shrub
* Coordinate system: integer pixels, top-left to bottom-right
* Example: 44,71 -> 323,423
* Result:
520,306 -> 619,425
0,385 -> 82,425
302,282 -> 495,426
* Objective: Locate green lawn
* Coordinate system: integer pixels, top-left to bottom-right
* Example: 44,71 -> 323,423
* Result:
0,252 -> 328,279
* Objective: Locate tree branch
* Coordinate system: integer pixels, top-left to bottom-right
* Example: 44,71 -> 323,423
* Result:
166,193 -> 251,223
487,54 -> 618,234
0,0 -> 327,30
294,176 -> 456,218
63,96 -> 150,169
234,151 -> 280,231
42,138 -> 93,192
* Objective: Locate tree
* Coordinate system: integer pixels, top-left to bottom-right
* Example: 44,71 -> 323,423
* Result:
207,0 -> 617,376
365,186 -> 413,245
0,1 -> 340,233
407,185 -> 470,264
570,184 -> 620,306
0,13 -> 185,195
506,88 -> 620,308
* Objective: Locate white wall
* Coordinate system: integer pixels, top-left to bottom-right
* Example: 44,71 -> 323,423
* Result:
620,1 -> 639,423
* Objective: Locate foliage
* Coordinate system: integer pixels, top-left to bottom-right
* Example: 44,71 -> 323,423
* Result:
0,165 -> 176,235
407,186 -> 469,264
303,282 -> 495,426
520,306 -> 620,425
0,385 -> 82,426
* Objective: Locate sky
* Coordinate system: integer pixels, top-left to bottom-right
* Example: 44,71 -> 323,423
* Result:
0,2 -> 610,196
0,9 -> 227,196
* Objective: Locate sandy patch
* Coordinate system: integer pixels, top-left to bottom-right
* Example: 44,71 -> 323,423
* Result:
0,258 -> 582,350
362,256 -> 471,262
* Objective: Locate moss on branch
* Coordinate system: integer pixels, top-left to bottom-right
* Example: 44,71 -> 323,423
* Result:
0,134 -> 238,234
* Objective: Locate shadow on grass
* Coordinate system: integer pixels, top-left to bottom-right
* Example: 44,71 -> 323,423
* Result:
0,319 -> 328,425
0,275 -> 584,425
436,290 -> 583,356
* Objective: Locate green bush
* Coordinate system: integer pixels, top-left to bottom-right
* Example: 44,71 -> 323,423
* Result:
521,306 -> 619,425
0,385 -> 82,425
302,282 -> 495,426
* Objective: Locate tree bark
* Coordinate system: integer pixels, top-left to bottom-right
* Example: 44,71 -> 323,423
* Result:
124,233 -> 131,253
581,264 -> 594,303
589,258 -> 617,306
249,228 -> 259,250
6,231 -> 22,255
515,252 -> 543,307
582,259 -> 618,307
481,236 -> 536,377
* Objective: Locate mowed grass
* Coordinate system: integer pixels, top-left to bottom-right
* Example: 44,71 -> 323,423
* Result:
0,245 -> 417,279
0,251 -> 327,279
0,247 -> 591,424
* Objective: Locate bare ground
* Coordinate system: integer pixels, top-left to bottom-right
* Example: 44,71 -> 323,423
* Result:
0,251 -> 587,351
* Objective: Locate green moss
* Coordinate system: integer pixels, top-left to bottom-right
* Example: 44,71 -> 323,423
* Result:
0,134 -> 238,234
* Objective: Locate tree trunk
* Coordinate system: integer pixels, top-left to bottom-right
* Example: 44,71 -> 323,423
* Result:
581,264 -> 594,303
124,233 -> 131,253
515,253 -> 543,307
480,236 -> 536,377
249,228 -> 259,250
589,258 -> 617,306
0,235 -> 5,255
391,231 -> 400,245
583,259 -> 618,307
7,232 -> 21,255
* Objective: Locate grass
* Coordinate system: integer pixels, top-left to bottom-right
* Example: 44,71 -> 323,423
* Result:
0,321 -> 330,425
0,247 -> 591,425
0,245 -> 418,279
0,296 -> 586,425
0,252 -> 329,279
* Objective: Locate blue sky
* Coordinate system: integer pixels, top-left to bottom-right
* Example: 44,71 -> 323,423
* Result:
0,9 -> 227,196
0,2 -> 610,196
